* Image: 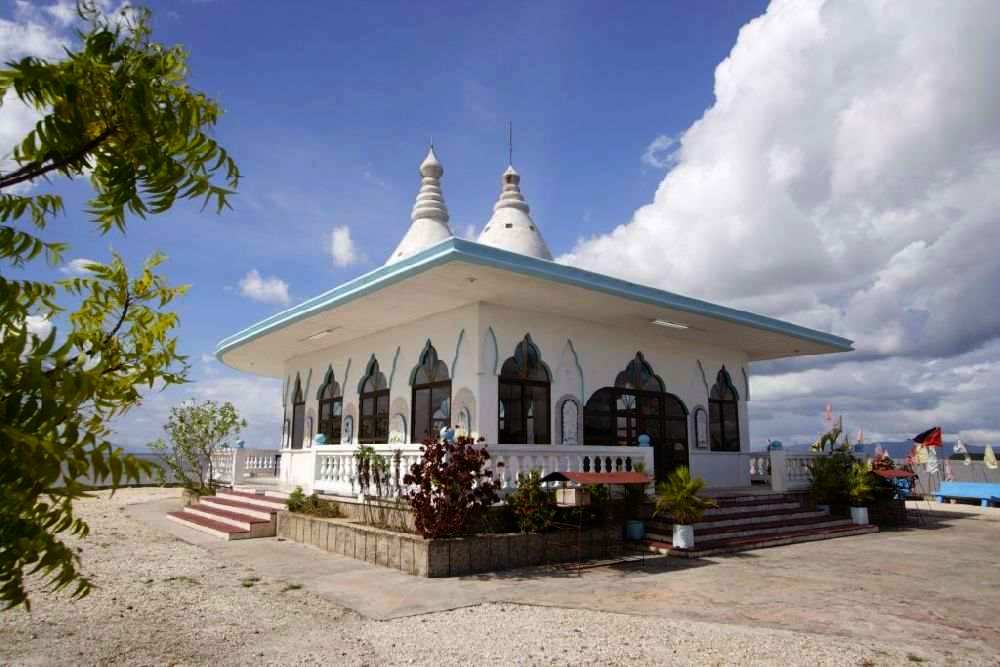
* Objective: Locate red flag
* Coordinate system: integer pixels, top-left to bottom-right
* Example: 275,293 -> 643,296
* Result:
913,426 -> 942,448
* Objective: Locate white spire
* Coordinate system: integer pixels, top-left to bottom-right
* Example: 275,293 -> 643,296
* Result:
386,146 -> 453,265
476,163 -> 553,260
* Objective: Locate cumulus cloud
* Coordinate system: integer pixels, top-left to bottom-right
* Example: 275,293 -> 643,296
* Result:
25,314 -> 52,340
238,269 -> 290,306
563,0 -> 1000,445
641,134 -> 678,169
59,257 -> 98,275
330,225 -> 363,268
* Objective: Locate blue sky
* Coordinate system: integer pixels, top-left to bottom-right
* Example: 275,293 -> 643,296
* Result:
5,0 -> 1000,451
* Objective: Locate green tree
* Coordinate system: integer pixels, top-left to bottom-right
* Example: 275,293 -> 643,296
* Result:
0,4 -> 238,610
149,400 -> 245,494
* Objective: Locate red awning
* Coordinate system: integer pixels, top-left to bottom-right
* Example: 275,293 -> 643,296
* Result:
873,469 -> 916,479
539,471 -> 653,486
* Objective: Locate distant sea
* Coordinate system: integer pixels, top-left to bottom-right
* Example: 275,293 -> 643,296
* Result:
780,441 -> 990,460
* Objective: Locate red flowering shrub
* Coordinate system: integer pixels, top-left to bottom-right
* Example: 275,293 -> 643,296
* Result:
403,436 -> 500,538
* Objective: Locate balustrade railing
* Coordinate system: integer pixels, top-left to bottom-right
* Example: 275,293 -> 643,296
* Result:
303,443 -> 655,497
767,450 -> 823,492
210,448 -> 281,485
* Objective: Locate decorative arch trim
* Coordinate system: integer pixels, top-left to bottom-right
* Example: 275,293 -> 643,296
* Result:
741,366 -> 750,401
315,364 -> 340,400
358,354 -> 380,394
696,359 -> 709,396
555,394 -> 583,446
302,368 -> 313,401
483,326 -> 499,375
565,339 -> 584,400
451,329 -> 465,379
388,346 -> 401,388
501,333 -> 552,381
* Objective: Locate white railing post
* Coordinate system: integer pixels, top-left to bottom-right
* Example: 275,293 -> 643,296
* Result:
231,449 -> 246,484
770,450 -> 788,493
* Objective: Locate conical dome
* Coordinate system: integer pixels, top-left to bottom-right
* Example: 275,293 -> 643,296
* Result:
386,147 -> 453,265
476,165 -> 552,260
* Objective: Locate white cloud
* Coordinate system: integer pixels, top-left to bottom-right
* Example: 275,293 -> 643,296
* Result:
25,314 -> 52,340
238,269 -> 290,306
330,225 -> 362,268
59,257 -> 98,276
641,134 -> 678,169
459,224 -> 477,241
563,0 -> 1000,446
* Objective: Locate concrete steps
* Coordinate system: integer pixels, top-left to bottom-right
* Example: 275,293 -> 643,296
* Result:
166,488 -> 285,540
643,491 -> 878,557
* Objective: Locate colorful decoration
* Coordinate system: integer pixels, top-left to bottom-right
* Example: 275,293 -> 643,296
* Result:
985,445 -> 998,470
954,439 -> 972,466
913,426 -> 943,448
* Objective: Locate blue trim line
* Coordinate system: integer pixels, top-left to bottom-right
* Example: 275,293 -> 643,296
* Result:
216,238 -> 853,362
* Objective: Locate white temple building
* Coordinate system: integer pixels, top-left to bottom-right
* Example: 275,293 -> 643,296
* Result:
216,147 -> 852,495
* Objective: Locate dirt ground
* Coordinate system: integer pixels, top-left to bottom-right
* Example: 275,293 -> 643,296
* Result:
1,488 -> 997,666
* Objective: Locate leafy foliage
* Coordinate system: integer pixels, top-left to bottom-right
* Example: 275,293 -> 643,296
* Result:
846,461 -> 875,507
403,437 -> 499,539
506,469 -> 555,533
0,4 -> 238,610
148,400 -> 245,494
286,487 -> 340,518
652,466 -> 717,525
807,447 -> 855,507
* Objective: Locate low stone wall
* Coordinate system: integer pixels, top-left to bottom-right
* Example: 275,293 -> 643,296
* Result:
277,512 -> 623,577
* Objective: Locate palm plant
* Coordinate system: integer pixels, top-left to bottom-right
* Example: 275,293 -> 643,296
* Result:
652,466 -> 718,525
846,462 -> 875,507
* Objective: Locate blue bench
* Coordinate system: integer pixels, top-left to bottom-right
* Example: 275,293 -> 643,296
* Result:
934,481 -> 1000,507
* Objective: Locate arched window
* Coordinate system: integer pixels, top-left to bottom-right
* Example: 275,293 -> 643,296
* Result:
317,369 -> 342,444
358,358 -> 389,444
290,375 -> 305,450
498,335 -> 551,444
709,366 -> 741,452
410,342 -> 451,442
583,353 -> 688,482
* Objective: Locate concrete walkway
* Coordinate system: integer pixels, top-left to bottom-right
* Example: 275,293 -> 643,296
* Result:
131,496 -> 1000,658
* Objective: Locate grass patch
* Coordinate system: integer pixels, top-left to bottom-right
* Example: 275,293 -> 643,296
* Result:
906,655 -> 926,664
280,583 -> 303,593
163,575 -> 200,585
240,576 -> 261,588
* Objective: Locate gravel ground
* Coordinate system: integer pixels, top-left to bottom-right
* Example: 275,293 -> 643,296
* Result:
0,489 -> 976,666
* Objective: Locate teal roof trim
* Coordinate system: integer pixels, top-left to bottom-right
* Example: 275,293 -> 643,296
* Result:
215,238 -> 852,361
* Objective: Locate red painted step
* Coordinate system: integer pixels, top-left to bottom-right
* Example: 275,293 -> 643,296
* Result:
201,496 -> 281,514
166,511 -> 249,538
646,506 -> 823,528
219,489 -> 286,505
695,514 -> 849,536
185,504 -> 271,525
645,524 -> 877,557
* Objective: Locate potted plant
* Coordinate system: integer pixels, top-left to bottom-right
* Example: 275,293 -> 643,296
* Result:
652,466 -> 717,549
623,463 -> 649,540
846,461 -> 874,525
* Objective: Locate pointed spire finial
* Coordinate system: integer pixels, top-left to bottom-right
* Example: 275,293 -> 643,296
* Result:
507,121 -> 513,166
386,147 -> 453,265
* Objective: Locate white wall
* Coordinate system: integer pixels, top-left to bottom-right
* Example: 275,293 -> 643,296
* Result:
278,300 -> 753,488
282,303 -> 478,447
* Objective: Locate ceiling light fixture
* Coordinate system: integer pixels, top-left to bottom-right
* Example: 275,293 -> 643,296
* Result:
300,327 -> 339,342
651,319 -> 689,330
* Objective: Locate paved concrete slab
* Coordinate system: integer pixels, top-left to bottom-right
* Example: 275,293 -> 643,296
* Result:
130,496 -> 1000,658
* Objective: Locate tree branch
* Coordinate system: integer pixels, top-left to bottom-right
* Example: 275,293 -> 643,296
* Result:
0,127 -> 116,191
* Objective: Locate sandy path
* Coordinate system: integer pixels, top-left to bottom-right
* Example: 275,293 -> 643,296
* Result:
0,489 -> 976,666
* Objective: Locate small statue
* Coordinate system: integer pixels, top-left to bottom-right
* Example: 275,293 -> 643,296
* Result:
637,433 -> 651,447
440,424 -> 456,443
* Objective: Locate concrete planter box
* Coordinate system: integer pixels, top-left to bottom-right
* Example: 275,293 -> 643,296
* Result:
277,511 -> 622,578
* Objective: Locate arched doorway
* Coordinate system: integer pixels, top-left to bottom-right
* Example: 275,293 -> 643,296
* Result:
583,352 -> 688,482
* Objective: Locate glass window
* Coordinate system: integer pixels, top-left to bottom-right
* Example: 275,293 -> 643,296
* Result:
359,359 -> 389,444
410,342 -> 452,442
709,366 -> 741,452
290,376 -> 305,450
317,371 -> 342,444
498,335 -> 551,444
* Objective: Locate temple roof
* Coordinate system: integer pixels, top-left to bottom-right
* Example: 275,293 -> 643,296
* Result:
217,238 -> 853,376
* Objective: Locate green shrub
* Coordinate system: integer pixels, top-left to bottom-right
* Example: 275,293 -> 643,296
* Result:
506,469 -> 556,533
286,486 -> 340,518
846,462 -> 875,507
808,448 -> 855,507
